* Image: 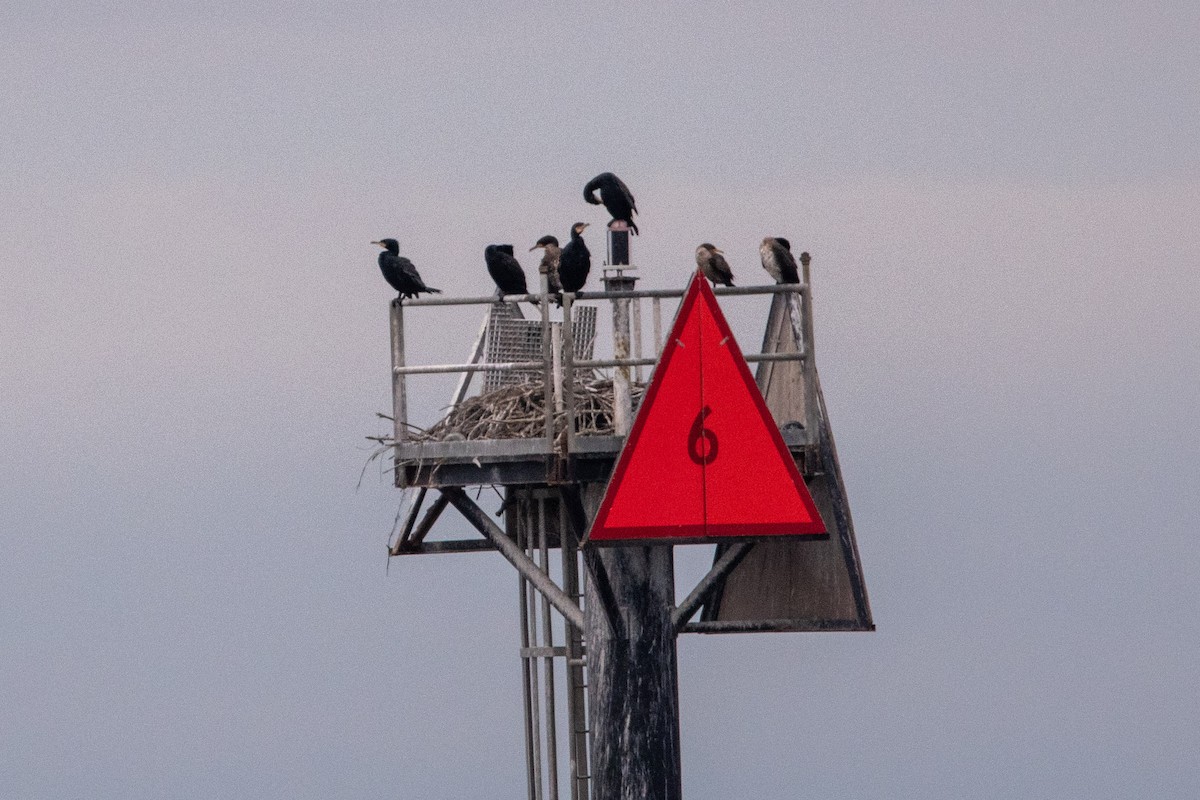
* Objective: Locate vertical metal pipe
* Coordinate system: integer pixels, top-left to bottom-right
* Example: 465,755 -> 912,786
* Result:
541,274 -> 555,451
561,294 -> 577,454
389,300 -> 408,488
551,324 -> 565,414
559,495 -> 589,800
651,297 -> 663,357
602,271 -> 638,435
630,297 -> 644,384
518,499 -> 537,800
526,498 -> 545,800
389,299 -> 407,445
539,498 -> 560,800
801,262 -> 819,443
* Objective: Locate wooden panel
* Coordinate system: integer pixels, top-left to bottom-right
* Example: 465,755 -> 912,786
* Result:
699,293 -> 873,632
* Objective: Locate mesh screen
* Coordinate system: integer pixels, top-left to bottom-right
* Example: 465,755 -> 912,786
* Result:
482,304 -> 598,391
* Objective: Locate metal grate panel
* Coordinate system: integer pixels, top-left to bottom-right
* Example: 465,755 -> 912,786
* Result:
483,304 -> 598,392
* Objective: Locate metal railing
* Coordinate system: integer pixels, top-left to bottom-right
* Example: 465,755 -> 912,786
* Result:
389,269 -> 816,462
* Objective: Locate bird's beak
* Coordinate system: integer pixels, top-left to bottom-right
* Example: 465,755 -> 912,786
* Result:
529,244 -> 541,252
714,248 -> 724,254
370,240 -> 382,246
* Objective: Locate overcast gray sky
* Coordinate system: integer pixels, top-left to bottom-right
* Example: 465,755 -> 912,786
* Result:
3,2 -> 1198,798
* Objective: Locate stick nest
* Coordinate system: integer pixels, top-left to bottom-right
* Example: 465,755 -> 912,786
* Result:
397,377 -> 646,443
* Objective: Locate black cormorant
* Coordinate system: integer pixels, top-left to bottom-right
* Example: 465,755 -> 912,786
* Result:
484,244 -> 531,297
558,222 -> 591,293
759,237 -> 800,284
583,172 -> 639,234
371,239 -> 441,299
695,243 -> 734,287
529,235 -> 562,294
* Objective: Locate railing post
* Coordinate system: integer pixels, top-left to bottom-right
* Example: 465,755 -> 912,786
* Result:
801,261 -> 819,448
562,293 -> 577,455
602,272 -> 637,435
390,299 -> 408,487
541,269 -> 555,451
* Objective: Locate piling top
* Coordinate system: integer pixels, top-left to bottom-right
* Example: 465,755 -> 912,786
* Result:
601,268 -> 638,291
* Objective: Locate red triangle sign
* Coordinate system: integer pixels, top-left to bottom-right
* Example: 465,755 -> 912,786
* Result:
588,271 -> 827,544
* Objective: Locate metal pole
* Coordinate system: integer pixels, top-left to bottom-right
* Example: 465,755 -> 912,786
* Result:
519,508 -> 539,800
631,297 -> 644,384
603,267 -> 638,437
538,497 -> 560,800
541,270 -> 555,452
389,299 -> 407,446
562,294 -> 577,455
586,257 -> 683,800
560,495 -> 589,800
652,297 -> 663,356
801,260 -> 819,444
526,500 -> 546,800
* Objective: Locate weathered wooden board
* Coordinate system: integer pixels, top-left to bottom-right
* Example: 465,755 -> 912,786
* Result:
699,292 -> 873,632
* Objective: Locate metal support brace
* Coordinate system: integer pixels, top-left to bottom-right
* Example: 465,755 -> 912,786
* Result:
443,487 -> 586,631
671,543 -> 755,631
389,490 -> 451,556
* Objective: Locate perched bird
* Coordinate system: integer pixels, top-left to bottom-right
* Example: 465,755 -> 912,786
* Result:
529,235 -> 562,294
484,244 -> 531,297
759,237 -> 800,284
371,239 -> 441,299
558,222 -> 591,293
695,243 -> 734,287
583,172 -> 639,234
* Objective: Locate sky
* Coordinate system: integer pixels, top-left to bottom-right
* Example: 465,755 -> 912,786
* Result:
2,2 -> 1198,798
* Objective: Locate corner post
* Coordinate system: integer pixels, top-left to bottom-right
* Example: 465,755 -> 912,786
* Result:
389,299 -> 408,486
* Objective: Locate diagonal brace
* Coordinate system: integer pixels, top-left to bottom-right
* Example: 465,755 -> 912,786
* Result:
671,542 -> 755,632
442,487 -> 586,631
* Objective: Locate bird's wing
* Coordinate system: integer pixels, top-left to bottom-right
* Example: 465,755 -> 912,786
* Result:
717,255 -> 734,282
614,174 -> 637,214
396,256 -> 419,278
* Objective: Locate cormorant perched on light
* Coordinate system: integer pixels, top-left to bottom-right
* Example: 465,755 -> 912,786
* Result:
695,243 -> 734,287
371,239 -> 441,299
583,172 -> 639,234
558,222 -> 591,293
759,237 -> 800,284
529,235 -> 562,294
484,244 -> 531,298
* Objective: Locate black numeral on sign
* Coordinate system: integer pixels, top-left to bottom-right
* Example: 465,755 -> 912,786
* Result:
688,406 -> 719,466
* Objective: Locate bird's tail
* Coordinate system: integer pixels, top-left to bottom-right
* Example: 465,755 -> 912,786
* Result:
425,287 -> 443,294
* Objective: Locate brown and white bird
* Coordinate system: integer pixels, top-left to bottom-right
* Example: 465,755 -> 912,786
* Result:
695,243 -> 734,287
759,237 -> 800,284
529,235 -> 562,294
